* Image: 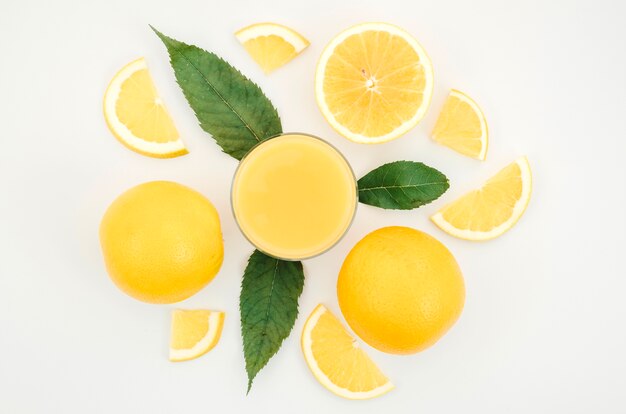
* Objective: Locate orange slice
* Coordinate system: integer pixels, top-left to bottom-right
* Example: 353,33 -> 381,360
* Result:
301,304 -> 393,399
235,23 -> 309,73
431,157 -> 532,240
432,89 -> 488,160
169,310 -> 224,362
315,23 -> 434,144
103,58 -> 187,158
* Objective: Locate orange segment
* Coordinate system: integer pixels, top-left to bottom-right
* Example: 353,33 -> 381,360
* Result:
169,310 -> 225,362
103,58 -> 187,158
301,304 -> 393,399
432,90 -> 488,160
235,23 -> 309,73
431,157 -> 532,240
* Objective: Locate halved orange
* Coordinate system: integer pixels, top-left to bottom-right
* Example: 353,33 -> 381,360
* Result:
315,23 -> 434,144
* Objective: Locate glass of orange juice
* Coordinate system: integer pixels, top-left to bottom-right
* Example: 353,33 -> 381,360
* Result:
231,133 -> 357,260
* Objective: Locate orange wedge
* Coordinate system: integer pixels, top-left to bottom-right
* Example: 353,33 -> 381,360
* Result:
301,304 -> 393,399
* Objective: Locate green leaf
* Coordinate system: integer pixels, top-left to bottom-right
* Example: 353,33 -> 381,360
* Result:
240,250 -> 304,393
357,161 -> 449,210
151,26 -> 282,160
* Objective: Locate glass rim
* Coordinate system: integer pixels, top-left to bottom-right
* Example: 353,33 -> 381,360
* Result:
230,132 -> 358,261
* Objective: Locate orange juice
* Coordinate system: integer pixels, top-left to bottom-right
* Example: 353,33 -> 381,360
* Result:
231,133 -> 357,260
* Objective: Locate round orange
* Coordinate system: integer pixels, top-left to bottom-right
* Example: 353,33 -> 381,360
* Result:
337,226 -> 465,354
99,181 -> 223,304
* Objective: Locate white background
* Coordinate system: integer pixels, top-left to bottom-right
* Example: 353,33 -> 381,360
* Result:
1,0 -> 625,412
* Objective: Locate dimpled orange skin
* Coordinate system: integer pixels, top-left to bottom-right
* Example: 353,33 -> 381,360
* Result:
337,226 -> 465,354
99,181 -> 224,304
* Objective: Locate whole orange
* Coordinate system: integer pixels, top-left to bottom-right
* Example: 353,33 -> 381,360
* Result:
99,181 -> 223,304
337,226 -> 465,354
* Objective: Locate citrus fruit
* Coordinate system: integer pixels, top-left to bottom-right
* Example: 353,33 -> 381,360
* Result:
301,304 -> 393,399
431,89 -> 488,160
170,309 -> 225,362
315,22 -> 434,144
431,156 -> 532,240
103,57 -> 187,158
99,181 -> 223,304
235,23 -> 309,73
337,226 -> 465,354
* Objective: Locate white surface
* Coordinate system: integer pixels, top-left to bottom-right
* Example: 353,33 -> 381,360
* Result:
1,0 -> 625,412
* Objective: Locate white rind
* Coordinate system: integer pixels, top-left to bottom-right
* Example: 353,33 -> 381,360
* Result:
169,311 -> 223,361
301,305 -> 394,400
103,57 -> 186,156
315,22 -> 434,144
235,23 -> 309,53
431,157 -> 532,241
